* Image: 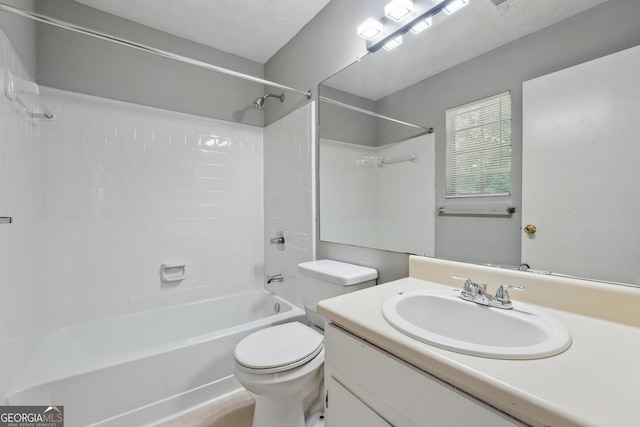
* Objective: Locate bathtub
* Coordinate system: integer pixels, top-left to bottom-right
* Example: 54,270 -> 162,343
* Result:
7,290 -> 306,427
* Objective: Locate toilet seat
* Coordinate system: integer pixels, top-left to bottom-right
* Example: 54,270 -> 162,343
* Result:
234,322 -> 324,374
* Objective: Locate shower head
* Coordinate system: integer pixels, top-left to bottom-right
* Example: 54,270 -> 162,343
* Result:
253,93 -> 285,110
253,97 -> 265,109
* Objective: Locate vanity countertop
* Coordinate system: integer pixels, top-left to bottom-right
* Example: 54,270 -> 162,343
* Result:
317,256 -> 640,427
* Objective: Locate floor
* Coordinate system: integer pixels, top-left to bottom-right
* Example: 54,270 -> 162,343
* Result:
155,386 -> 326,427
156,388 -> 255,427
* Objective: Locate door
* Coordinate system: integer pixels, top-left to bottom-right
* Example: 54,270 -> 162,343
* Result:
522,45 -> 640,284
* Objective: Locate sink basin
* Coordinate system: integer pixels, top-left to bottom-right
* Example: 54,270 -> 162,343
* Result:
382,289 -> 571,359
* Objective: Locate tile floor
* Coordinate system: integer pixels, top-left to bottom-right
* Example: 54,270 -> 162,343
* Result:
157,388 -> 255,427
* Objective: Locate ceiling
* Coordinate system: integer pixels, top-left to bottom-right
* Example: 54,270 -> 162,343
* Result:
72,0 -> 332,64
71,0 -> 610,97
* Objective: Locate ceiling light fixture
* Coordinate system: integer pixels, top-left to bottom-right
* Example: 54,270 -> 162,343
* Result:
357,18 -> 384,40
409,16 -> 433,34
357,0 -> 471,53
383,35 -> 404,51
443,0 -> 469,15
384,0 -> 414,22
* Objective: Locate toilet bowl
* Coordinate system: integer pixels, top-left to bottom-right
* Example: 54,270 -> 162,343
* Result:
234,260 -> 378,427
234,322 -> 324,427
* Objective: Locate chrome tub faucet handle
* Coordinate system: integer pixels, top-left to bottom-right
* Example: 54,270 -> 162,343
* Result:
269,231 -> 285,251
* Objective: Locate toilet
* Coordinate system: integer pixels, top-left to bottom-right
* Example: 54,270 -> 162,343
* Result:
234,259 -> 378,427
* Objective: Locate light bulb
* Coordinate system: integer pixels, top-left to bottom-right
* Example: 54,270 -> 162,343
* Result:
384,0 -> 414,22
383,35 -> 403,51
357,18 -> 383,40
410,17 -> 433,34
443,0 -> 469,15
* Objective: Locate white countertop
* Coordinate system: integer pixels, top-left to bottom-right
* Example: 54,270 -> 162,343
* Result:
317,256 -> 640,427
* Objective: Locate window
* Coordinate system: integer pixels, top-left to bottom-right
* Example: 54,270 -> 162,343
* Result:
445,91 -> 512,198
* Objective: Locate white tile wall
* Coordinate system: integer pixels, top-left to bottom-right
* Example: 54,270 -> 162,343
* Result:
319,139 -> 377,247
0,28 -> 42,401
319,134 -> 436,256
1,28 -> 315,403
264,102 -> 316,307
38,88 -> 265,330
376,135 -> 435,256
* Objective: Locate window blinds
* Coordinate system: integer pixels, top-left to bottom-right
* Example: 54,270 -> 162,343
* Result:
445,91 -> 512,198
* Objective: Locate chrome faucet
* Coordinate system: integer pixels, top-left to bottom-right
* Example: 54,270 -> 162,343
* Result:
266,273 -> 283,284
452,275 -> 524,309
491,284 -> 525,309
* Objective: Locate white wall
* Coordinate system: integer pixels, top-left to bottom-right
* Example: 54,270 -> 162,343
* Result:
38,88 -> 265,330
264,102 -> 316,307
0,27 -> 42,401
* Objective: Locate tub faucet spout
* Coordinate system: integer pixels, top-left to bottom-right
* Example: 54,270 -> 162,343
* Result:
267,274 -> 283,284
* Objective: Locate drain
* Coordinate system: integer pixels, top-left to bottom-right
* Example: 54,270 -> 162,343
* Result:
273,302 -> 281,313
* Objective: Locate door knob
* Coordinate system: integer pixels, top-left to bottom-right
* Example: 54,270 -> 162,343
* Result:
523,224 -> 537,235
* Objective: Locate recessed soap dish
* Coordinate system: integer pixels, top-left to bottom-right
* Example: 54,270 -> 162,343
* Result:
161,262 -> 187,282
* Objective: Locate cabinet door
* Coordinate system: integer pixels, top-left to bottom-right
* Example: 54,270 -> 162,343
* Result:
325,324 -> 526,426
326,376 -> 392,427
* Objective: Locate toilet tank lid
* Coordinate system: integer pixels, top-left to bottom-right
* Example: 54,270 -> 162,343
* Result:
298,260 -> 378,286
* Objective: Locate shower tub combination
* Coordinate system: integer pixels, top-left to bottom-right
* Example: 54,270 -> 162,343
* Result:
7,290 -> 305,427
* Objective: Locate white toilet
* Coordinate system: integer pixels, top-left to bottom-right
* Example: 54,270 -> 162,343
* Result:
234,259 -> 378,427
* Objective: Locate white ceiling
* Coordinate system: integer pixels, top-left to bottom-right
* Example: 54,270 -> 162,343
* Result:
72,0 -> 610,98
72,0 -> 332,64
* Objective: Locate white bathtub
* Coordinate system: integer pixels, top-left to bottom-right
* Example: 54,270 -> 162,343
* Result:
7,290 -> 306,427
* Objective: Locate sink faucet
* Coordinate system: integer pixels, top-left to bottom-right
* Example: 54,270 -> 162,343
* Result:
452,275 -> 524,309
458,276 -> 490,305
267,273 -> 283,284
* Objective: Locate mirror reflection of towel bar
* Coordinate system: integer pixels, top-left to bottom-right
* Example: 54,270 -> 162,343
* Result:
379,152 -> 418,166
437,206 -> 516,216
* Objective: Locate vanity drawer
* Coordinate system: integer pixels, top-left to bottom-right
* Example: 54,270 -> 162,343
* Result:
326,376 -> 392,427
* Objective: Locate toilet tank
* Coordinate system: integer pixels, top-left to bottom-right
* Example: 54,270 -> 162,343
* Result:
298,260 -> 378,329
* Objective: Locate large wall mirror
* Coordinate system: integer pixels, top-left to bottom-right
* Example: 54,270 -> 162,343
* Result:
318,0 -> 640,286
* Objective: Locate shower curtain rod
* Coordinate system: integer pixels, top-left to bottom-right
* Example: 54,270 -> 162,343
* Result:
0,3 -> 313,100
320,96 -> 433,131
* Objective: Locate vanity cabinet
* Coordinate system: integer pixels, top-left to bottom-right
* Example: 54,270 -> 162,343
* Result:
324,323 -> 526,426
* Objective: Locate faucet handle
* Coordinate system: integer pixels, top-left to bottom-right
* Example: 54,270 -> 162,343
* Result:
452,274 -> 472,290
452,274 -> 472,285
452,275 -> 485,300
490,285 -> 525,309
